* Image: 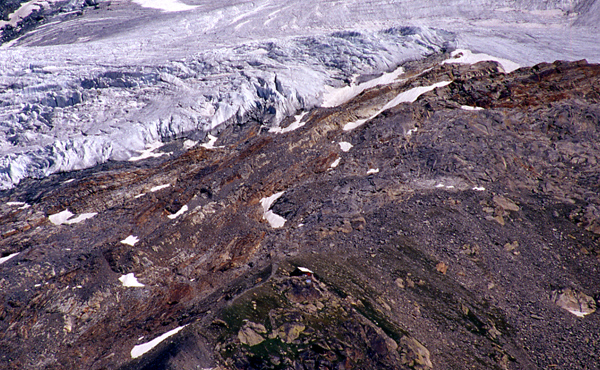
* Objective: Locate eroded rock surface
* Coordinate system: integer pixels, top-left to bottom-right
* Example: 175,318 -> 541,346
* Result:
1,56 -> 600,369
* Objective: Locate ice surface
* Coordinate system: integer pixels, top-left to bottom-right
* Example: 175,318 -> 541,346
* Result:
131,325 -> 187,359
168,205 -> 188,219
344,80 -> 452,131
0,252 -> 20,265
119,273 -> 145,287
120,235 -> 139,246
0,0 -> 599,190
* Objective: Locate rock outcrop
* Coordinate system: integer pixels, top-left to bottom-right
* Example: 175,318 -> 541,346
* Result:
1,55 -> 599,369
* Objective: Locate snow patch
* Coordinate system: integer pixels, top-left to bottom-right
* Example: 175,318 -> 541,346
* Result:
443,49 -> 520,74
64,213 -> 97,225
461,105 -> 485,111
131,0 -> 197,12
131,325 -> 187,359
344,81 -> 452,131
338,142 -> 353,152
472,186 -> 486,191
367,168 -> 379,175
150,184 -> 171,192
330,158 -> 341,168
121,235 -> 139,246
269,112 -> 309,134
322,66 -> 405,108
183,140 -> 197,149
260,191 -> 287,229
49,209 -> 74,225
168,205 -> 188,219
119,273 -> 144,287
129,142 -> 168,162
0,252 -> 19,265
200,135 -> 223,149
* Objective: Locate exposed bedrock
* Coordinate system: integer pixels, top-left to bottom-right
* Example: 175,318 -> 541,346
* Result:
1,57 -> 599,369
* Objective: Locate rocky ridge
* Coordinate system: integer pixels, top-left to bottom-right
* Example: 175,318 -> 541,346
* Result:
1,54 -> 599,369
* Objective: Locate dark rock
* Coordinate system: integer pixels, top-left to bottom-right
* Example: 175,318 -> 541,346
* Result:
1,57 -> 600,370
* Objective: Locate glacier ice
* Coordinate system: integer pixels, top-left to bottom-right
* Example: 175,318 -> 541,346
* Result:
0,0 -> 598,190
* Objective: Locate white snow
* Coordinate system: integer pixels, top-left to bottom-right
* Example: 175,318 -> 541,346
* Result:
49,209 -> 96,225
121,235 -> 139,246
183,139 -> 197,149
269,112 -> 309,134
119,273 -> 145,287
297,267 -> 313,274
129,142 -> 168,162
338,142 -> 353,152
322,66 -> 405,108
0,252 -> 19,265
472,186 -> 486,191
131,0 -> 197,12
7,201 -> 30,209
344,80 -> 452,131
200,135 -> 223,149
134,193 -> 146,199
7,201 -> 26,206
330,158 -> 341,168
168,205 -> 188,219
150,184 -> 171,192
260,191 -> 287,228
64,212 -> 97,224
131,325 -> 187,359
461,105 -> 484,111
49,209 -> 74,225
443,49 -> 520,74
367,168 -> 379,175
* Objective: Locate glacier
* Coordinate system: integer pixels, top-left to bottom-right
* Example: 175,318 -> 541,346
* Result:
0,0 -> 598,190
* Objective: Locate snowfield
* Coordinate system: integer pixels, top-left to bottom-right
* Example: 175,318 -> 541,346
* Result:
0,0 -> 598,190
